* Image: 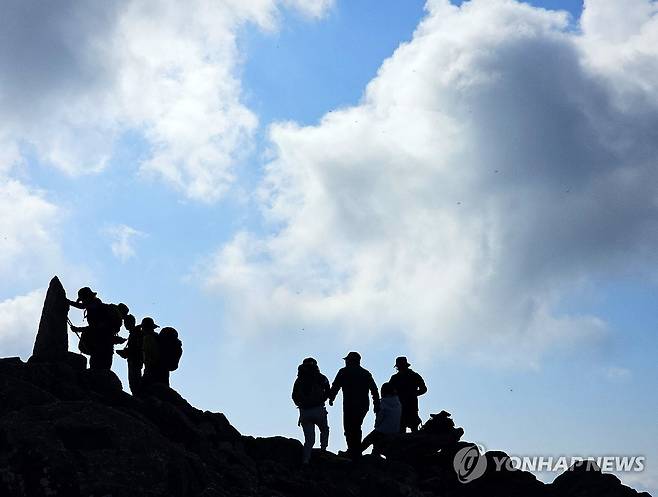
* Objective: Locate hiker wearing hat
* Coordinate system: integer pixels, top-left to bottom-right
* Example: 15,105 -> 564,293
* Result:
141,318 -> 183,390
68,287 -> 116,370
328,352 -> 380,460
389,356 -> 427,433
292,357 -> 331,464
141,317 -> 163,389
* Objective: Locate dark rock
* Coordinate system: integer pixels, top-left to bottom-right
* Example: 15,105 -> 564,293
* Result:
549,461 -> 651,497
29,277 -> 69,363
0,280 -> 652,497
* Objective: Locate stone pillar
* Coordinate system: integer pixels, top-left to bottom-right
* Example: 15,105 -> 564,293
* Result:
30,276 -> 70,362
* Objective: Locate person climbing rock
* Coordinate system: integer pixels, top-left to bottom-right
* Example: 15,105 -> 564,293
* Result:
389,356 -> 427,433
68,287 -> 119,370
362,382 -> 402,456
328,351 -> 380,460
292,357 -> 331,464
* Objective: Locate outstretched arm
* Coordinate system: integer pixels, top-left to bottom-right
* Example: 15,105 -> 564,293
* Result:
68,299 -> 84,309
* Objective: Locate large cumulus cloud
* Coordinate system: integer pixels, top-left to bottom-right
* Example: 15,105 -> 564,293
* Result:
203,0 -> 658,365
0,0 -> 333,200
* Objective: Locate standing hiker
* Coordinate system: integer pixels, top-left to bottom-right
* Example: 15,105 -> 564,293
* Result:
389,356 -> 427,433
292,357 -> 331,464
328,352 -> 380,460
142,319 -> 182,389
116,314 -> 143,394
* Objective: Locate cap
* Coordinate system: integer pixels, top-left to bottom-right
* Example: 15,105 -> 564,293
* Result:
343,351 -> 361,362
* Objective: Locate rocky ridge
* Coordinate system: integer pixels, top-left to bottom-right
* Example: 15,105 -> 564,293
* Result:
0,278 -> 651,497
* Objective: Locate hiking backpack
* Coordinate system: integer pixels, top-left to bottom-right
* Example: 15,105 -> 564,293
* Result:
158,327 -> 183,371
102,303 -> 124,333
297,374 -> 328,408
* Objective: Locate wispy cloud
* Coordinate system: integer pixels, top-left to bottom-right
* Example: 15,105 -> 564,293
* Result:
106,224 -> 145,262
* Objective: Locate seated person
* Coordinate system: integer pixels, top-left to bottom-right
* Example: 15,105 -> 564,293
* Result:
362,382 -> 402,456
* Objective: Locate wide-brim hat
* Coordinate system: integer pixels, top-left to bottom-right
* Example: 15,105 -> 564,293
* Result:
395,356 -> 410,368
76,287 -> 97,302
140,317 -> 160,330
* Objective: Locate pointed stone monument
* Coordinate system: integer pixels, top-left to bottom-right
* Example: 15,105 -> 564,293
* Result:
29,276 -> 86,369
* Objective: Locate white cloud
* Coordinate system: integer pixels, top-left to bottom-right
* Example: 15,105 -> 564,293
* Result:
0,0 -> 334,201
0,179 -> 63,285
106,224 -> 145,262
202,0 -> 658,364
0,289 -> 44,359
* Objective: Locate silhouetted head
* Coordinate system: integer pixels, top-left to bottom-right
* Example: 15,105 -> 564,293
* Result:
117,303 -> 130,317
298,357 -> 319,375
395,356 -> 410,370
140,317 -> 159,331
76,287 -> 97,304
381,382 -> 396,397
124,314 -> 136,331
343,351 -> 361,365
160,326 -> 178,339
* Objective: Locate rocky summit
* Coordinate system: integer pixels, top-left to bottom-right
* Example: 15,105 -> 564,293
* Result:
0,280 -> 652,497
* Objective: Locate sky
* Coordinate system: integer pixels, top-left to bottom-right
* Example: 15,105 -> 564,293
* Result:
0,0 -> 657,492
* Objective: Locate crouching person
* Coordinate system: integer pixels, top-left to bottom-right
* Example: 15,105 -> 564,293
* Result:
362,382 -> 401,456
292,357 -> 330,464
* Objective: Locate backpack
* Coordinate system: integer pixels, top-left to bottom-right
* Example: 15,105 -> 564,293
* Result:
158,327 -> 183,371
421,410 -> 455,435
297,374 -> 327,408
101,304 -> 124,333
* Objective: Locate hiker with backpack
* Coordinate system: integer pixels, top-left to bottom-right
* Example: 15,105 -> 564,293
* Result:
328,351 -> 380,460
361,382 -> 402,456
116,313 -> 143,394
142,319 -> 182,389
68,287 -> 123,370
389,356 -> 427,433
292,357 -> 331,464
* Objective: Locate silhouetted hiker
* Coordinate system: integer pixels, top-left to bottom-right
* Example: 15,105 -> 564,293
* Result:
142,320 -> 182,389
328,351 -> 380,460
116,314 -> 143,394
389,356 -> 427,433
68,287 -> 120,370
362,382 -> 402,456
292,357 -> 331,464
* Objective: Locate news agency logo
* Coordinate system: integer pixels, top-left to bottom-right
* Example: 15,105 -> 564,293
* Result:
452,444 -> 646,485
453,444 -> 487,483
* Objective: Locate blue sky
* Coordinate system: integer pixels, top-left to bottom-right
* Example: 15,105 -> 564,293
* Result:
0,0 -> 656,493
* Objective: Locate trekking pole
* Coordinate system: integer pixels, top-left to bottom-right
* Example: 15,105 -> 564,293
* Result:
67,317 -> 81,339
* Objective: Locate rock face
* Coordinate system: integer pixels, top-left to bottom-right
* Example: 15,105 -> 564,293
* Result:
30,277 -> 69,362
